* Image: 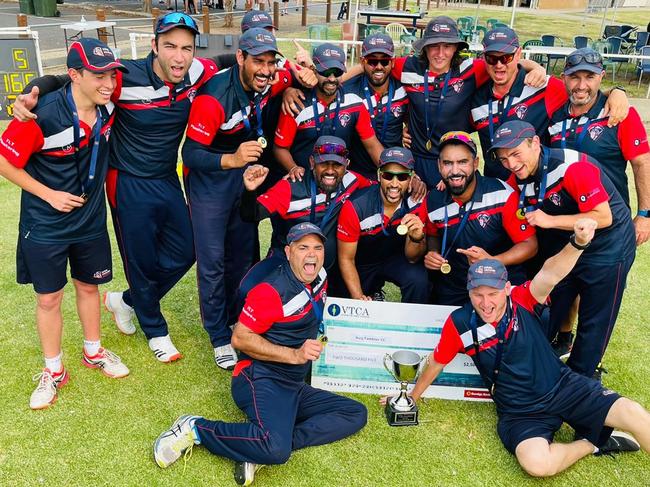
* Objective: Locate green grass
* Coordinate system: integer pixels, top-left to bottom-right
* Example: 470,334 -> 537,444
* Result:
0,169 -> 649,484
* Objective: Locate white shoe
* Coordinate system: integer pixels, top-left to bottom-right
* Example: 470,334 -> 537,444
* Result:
214,344 -> 237,370
82,347 -> 130,378
153,414 -> 201,468
30,368 -> 69,410
234,461 -> 262,486
104,292 -> 136,335
149,335 -> 182,363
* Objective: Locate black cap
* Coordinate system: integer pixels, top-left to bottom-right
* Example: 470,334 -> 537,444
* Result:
483,26 -> 519,54
67,38 -> 128,73
312,43 -> 347,73
362,33 -> 394,57
287,222 -> 327,243
241,10 -> 277,33
378,147 -> 415,170
489,120 -> 536,154
312,135 -> 349,165
239,28 -> 282,56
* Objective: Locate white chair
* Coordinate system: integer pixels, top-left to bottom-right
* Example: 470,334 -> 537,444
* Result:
384,22 -> 409,43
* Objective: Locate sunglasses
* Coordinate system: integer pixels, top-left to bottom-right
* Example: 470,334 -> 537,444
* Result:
314,143 -> 348,158
379,170 -> 412,182
156,12 -> 199,33
318,68 -> 344,78
365,58 -> 391,67
565,51 -> 602,67
484,52 -> 515,66
440,130 -> 474,144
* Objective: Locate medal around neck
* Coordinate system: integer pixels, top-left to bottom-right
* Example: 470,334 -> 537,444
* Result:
257,136 -> 268,149
440,262 -> 451,274
396,224 -> 408,235
384,350 -> 425,426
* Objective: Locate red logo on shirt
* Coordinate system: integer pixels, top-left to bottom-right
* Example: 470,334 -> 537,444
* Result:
451,79 -> 463,93
338,113 -> 351,127
477,213 -> 490,228
588,125 -> 604,141
515,104 -> 527,120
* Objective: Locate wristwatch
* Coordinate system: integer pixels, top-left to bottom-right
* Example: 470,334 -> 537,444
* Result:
638,209 -> 650,218
569,234 -> 590,250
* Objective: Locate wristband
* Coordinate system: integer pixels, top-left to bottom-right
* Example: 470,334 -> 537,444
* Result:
637,209 -> 650,218
569,233 -> 590,250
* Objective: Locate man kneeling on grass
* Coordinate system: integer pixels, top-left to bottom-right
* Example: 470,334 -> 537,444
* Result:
153,222 -> 367,486
383,218 -> 650,477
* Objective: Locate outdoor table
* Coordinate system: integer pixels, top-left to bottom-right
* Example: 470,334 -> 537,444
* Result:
60,20 -> 118,50
357,9 -> 426,29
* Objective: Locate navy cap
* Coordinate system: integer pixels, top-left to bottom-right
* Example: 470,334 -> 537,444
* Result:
239,28 -> 282,56
362,33 -> 394,57
439,131 -> 477,158
483,27 -> 519,54
312,135 -> 349,165
312,43 -> 347,74
155,12 -> 200,35
467,259 -> 508,290
414,16 -> 468,52
287,222 -> 327,243
379,147 -> 415,170
489,120 -> 536,154
241,10 -> 277,33
563,48 -> 604,75
67,38 -> 128,73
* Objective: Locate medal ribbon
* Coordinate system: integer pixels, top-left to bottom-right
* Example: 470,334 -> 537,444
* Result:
518,147 -> 550,215
240,94 -> 265,139
423,69 -> 451,151
309,177 -> 342,230
440,199 -> 475,260
312,90 -> 342,135
301,283 -> 325,336
559,116 -> 592,151
487,93 -> 516,144
362,76 -> 394,143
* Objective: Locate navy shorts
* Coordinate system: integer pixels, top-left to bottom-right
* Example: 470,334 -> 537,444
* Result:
497,371 -> 621,454
17,233 -> 112,294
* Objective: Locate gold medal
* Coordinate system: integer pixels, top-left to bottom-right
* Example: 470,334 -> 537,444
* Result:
516,208 -> 526,220
425,139 -> 433,151
319,335 -> 328,347
397,224 -> 408,235
440,262 -> 451,274
257,136 -> 268,149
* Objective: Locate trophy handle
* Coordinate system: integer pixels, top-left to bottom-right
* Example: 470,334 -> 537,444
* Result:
383,353 -> 397,381
415,354 -> 428,380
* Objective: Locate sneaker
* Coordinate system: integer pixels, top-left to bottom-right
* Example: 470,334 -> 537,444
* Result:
104,292 -> 136,335
214,344 -> 237,371
234,461 -> 262,486
29,368 -> 69,410
82,347 -> 130,378
593,363 -> 608,382
371,290 -> 386,302
149,335 -> 182,363
595,431 -> 640,456
552,332 -> 573,360
153,414 -> 201,468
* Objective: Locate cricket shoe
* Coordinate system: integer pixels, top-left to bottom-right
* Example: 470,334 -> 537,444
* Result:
29,367 -> 69,410
82,348 -> 130,378
153,414 -> 201,468
214,344 -> 238,371
234,461 -> 263,486
104,291 -> 136,335
149,335 -> 182,363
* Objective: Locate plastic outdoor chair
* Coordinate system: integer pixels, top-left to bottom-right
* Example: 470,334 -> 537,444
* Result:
308,24 -> 329,41
603,25 -> 621,39
365,24 -> 385,37
573,35 -> 591,49
399,33 -> 417,56
637,45 -> 650,88
473,25 -> 487,42
592,40 -> 614,79
635,31 -> 650,52
456,17 -> 473,41
541,34 -> 566,73
486,18 -> 499,30
385,22 -> 409,42
494,22 -> 509,29
606,36 -> 629,81
522,39 -> 546,67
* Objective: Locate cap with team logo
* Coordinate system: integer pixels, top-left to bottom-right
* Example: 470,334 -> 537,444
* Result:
378,147 -> 415,170
312,43 -> 347,74
67,38 -> 128,73
489,120 -> 536,154
413,16 -> 468,52
241,10 -> 277,33
439,131 -> 478,158
483,26 -> 519,54
239,27 -> 282,56
287,222 -> 327,243
467,259 -> 508,290
362,33 -> 394,57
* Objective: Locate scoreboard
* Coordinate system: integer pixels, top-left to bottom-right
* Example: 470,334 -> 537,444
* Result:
0,38 -> 42,120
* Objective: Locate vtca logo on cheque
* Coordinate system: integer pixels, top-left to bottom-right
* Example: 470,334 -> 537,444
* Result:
327,303 -> 369,318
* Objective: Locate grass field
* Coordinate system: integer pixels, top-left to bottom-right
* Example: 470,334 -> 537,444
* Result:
1,173 -> 650,484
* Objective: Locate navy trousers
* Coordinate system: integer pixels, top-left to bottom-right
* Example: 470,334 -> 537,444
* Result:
548,255 -> 634,377
194,361 -> 367,464
357,254 -> 429,304
186,168 -> 257,348
109,171 -> 195,339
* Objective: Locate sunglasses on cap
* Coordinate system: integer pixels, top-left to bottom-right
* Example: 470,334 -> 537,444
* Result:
484,52 -> 515,66
565,51 -> 602,68
314,142 -> 348,158
440,130 -> 474,144
318,67 -> 344,78
379,170 -> 412,182
156,12 -> 199,34
365,58 -> 391,67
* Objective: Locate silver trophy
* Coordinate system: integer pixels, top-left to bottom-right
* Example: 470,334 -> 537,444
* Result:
383,350 -> 426,426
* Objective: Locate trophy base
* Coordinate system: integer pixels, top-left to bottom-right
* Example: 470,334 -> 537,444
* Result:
385,401 -> 419,427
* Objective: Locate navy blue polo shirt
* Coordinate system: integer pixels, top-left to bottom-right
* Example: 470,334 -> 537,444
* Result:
508,147 -> 635,264
111,52 -> 217,178
343,74 -> 408,178
548,91 -> 650,207
239,261 -> 327,381
0,86 -> 115,244
392,56 -> 490,161
337,184 -> 421,265
434,281 -> 571,415
471,68 -> 567,180
274,87 -> 376,170
421,173 -> 535,305
257,171 -> 373,269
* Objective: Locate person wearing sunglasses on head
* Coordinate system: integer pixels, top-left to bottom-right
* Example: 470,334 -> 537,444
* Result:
341,34 -> 410,181
13,12 -> 221,364
0,39 -> 130,410
274,43 -> 384,180
493,120 -> 635,381
470,27 -> 629,181
181,29 -> 298,372
416,131 -> 537,306
336,147 -> 429,303
545,48 -> 650,363
239,136 -> 374,299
